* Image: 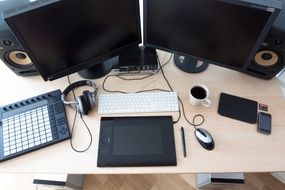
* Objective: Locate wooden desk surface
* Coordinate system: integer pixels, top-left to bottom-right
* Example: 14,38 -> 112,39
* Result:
0,51 -> 285,174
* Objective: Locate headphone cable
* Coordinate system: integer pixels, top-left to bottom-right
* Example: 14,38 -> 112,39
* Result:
67,75 -> 93,153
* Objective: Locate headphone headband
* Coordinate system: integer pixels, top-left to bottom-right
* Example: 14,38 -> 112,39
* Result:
61,80 -> 97,104
63,80 -> 96,95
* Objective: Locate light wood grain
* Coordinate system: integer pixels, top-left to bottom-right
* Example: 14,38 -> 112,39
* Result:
82,173 -> 285,190
0,50 -> 284,174
1,173 -> 285,190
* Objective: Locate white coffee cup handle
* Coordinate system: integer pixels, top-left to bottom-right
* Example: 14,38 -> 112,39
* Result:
202,98 -> 211,107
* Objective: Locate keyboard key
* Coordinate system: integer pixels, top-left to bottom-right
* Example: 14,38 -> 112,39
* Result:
47,137 -> 53,142
4,143 -> 9,148
41,139 -> 47,144
34,136 -> 40,142
46,128 -> 52,134
28,143 -> 35,148
40,134 -> 46,139
34,132 -> 40,138
22,141 -> 28,146
3,125 -> 8,131
22,133 -> 28,138
16,139 -> 22,144
3,138 -> 9,144
4,151 -> 10,157
17,147 -> 23,152
35,141 -> 41,146
23,145 -> 29,150
22,137 -> 28,142
27,131 -> 34,136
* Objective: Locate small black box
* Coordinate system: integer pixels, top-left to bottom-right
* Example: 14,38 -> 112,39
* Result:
113,46 -> 158,74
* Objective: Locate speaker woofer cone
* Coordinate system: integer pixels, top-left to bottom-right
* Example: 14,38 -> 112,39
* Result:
254,49 -> 281,69
5,50 -> 33,67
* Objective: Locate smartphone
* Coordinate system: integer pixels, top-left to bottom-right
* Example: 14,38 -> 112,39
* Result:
257,112 -> 272,135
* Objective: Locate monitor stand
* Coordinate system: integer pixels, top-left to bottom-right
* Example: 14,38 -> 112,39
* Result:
78,56 -> 118,79
174,54 -> 209,73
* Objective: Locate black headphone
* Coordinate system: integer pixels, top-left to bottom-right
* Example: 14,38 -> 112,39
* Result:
61,80 -> 98,115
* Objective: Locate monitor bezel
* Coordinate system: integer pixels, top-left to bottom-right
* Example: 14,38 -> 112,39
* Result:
5,0 -> 142,81
143,0 -> 281,74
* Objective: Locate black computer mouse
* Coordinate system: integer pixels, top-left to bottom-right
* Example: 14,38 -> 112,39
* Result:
194,128 -> 215,150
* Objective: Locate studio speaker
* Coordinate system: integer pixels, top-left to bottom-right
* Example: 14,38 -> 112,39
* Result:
0,28 -> 38,76
247,27 -> 285,80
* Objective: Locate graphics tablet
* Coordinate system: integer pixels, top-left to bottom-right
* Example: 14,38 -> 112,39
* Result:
97,116 -> 177,167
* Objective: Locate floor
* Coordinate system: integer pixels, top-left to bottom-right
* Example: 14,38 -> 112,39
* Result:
82,173 -> 285,190
1,173 -> 285,190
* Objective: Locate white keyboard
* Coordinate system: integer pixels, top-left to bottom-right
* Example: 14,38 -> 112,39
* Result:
98,92 -> 179,114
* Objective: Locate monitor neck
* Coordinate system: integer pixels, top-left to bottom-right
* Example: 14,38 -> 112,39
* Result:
78,56 -> 118,79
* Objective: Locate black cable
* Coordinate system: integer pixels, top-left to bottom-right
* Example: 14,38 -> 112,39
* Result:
69,110 -> 93,153
66,76 -> 93,153
116,74 -> 154,81
156,54 -> 174,92
157,55 -> 205,129
102,54 -> 173,92
102,75 -> 128,94
177,97 -> 204,129
155,55 -> 181,123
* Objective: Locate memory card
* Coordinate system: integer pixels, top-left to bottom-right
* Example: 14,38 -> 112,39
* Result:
259,103 -> 268,112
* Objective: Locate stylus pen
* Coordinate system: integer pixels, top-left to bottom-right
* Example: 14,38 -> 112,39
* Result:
181,127 -> 187,157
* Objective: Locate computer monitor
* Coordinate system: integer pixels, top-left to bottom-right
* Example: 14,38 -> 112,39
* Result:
144,0 -> 281,75
4,0 -> 141,81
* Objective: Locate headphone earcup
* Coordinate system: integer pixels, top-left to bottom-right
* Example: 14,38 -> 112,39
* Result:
77,95 -> 89,115
83,90 -> 93,111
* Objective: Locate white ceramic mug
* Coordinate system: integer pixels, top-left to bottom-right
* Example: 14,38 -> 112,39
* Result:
189,84 -> 211,107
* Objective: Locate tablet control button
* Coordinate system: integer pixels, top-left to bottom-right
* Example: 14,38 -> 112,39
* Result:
101,136 -> 110,144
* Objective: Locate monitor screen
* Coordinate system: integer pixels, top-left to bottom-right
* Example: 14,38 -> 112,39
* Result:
5,0 -> 141,80
145,0 -> 276,69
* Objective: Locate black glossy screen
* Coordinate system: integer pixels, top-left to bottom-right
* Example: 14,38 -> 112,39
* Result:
259,112 -> 271,133
113,124 -> 163,156
146,0 -> 272,68
11,0 -> 140,78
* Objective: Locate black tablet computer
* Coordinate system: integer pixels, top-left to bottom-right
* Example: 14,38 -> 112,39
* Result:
97,116 -> 177,167
218,93 -> 258,124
